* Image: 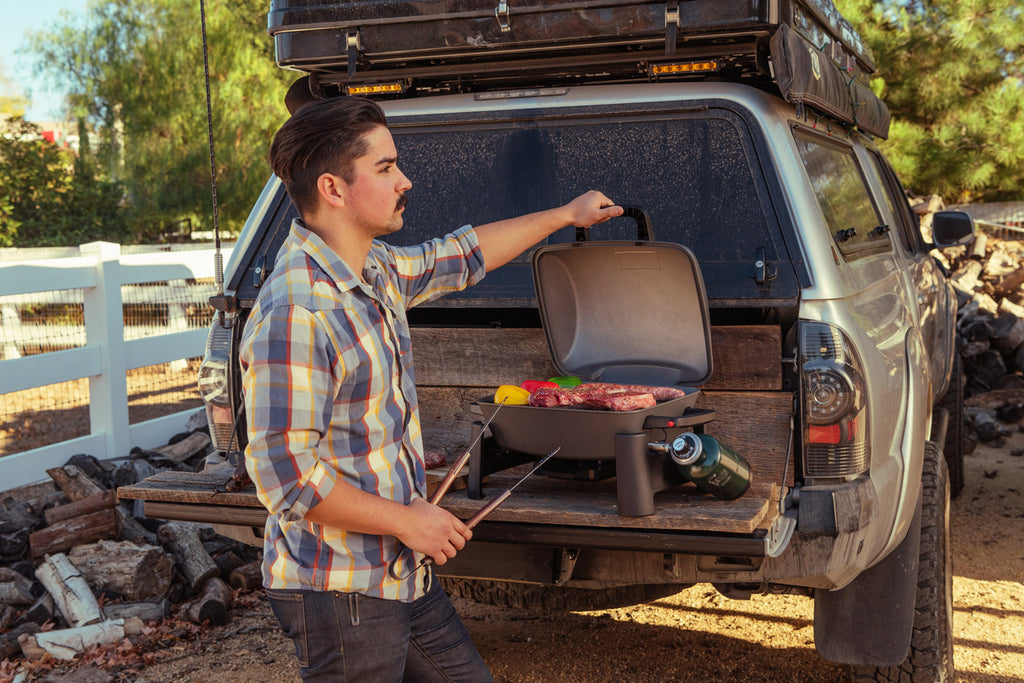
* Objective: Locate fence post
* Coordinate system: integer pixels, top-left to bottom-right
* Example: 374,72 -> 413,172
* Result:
81,241 -> 131,461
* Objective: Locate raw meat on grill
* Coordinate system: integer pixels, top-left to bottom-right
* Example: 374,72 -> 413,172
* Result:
584,392 -> 656,411
526,382 -> 685,410
423,450 -> 447,469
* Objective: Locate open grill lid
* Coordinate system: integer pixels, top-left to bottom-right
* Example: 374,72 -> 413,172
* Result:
532,208 -> 712,388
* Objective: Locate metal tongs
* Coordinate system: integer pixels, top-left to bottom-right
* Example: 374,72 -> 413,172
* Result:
389,445 -> 561,581
387,401 -> 561,581
386,398 -> 504,580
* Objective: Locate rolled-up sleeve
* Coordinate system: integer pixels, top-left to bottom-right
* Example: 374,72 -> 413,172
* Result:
241,305 -> 339,522
389,225 -> 486,308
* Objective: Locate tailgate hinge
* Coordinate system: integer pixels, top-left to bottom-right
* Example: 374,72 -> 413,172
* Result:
665,2 -> 680,57
495,1 -> 511,32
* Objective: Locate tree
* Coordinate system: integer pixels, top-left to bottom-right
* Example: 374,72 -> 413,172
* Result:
0,116 -> 124,247
836,0 -> 1024,202
28,0 -> 294,242
0,62 -> 29,118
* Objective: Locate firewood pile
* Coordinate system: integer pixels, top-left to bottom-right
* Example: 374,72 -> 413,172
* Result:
916,195 -> 1024,449
0,413 -> 262,664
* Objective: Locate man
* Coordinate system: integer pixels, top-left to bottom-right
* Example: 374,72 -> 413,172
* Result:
240,95 -> 621,681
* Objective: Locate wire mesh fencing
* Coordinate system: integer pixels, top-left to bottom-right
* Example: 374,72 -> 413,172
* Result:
1,245 -> 222,457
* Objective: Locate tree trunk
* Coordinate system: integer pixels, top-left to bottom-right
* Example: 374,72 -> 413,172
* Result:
185,577 -> 234,626
228,561 -> 263,592
29,507 -> 120,559
34,553 -> 103,628
19,617 -> 144,661
158,522 -> 219,591
67,539 -> 173,601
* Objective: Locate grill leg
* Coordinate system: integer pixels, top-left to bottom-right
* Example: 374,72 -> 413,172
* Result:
615,432 -> 656,517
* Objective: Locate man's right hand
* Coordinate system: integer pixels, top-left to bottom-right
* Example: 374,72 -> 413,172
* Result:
399,497 -> 472,566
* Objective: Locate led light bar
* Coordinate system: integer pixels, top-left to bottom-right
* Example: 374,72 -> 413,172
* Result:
650,61 -> 719,76
344,81 -> 406,96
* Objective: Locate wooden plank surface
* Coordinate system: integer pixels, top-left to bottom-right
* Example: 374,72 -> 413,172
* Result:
118,465 -> 469,507
410,325 -> 781,391
438,468 -> 779,534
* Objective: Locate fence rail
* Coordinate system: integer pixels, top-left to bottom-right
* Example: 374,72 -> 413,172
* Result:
0,242 -> 233,490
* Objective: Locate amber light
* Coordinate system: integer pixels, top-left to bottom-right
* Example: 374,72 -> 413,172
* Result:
345,82 -> 406,96
650,61 -> 718,76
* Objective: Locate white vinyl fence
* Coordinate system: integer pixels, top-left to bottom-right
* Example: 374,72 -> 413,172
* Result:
0,242 -> 232,490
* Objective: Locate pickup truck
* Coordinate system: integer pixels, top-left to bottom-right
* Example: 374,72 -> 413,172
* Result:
119,1 -> 976,678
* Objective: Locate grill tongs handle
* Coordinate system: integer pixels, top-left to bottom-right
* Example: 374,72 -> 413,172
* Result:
575,205 -> 654,242
389,446 -> 561,581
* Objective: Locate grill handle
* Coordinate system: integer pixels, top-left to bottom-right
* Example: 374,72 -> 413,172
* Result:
575,205 -> 654,243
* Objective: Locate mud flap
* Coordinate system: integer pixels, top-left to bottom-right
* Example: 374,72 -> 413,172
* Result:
812,495 -> 922,666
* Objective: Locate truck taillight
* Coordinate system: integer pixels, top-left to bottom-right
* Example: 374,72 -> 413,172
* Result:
799,322 -> 869,478
197,320 -> 236,452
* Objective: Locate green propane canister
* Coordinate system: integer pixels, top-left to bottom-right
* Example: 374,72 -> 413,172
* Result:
665,432 -> 752,500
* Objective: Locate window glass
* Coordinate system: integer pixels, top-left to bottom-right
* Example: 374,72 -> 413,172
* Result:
795,133 -> 890,259
868,151 -> 924,253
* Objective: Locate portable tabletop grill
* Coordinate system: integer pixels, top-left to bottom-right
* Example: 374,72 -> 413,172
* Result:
469,209 -> 717,516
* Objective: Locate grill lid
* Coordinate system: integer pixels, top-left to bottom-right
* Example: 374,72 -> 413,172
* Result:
532,210 -> 712,387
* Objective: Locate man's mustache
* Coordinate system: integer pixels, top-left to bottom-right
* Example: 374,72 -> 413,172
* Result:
396,194 -> 408,211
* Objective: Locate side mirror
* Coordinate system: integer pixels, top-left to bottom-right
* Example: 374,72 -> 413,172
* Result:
931,210 -> 976,248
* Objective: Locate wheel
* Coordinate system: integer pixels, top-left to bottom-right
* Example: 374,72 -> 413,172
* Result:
851,442 -> 954,681
440,578 -> 687,611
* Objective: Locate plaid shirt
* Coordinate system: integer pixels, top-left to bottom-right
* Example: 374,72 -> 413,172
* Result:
240,218 -> 485,601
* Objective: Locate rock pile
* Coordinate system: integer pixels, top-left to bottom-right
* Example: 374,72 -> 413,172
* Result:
918,195 -> 1024,449
0,414 -> 261,663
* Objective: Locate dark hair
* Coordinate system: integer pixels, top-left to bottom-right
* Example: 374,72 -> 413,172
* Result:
268,96 -> 387,217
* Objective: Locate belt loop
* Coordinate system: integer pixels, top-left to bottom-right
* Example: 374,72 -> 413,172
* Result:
349,593 -> 360,626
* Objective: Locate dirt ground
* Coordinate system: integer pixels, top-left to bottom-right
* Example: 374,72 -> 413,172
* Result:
10,432 -> 1024,683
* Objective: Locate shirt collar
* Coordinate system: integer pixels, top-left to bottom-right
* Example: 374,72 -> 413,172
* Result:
289,218 -> 366,295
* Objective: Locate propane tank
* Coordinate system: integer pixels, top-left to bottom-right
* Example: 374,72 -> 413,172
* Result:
656,432 -> 751,500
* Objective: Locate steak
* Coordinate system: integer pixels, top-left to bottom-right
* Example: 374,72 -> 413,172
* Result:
424,450 -> 447,469
584,392 -> 657,411
526,383 -> 685,409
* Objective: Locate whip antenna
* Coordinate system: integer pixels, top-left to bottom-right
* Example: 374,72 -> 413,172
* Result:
199,0 -> 224,305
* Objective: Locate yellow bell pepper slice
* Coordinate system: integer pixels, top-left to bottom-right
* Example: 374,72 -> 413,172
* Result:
494,384 -> 531,405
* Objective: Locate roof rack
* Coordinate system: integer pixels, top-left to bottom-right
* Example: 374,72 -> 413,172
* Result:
268,0 -> 890,137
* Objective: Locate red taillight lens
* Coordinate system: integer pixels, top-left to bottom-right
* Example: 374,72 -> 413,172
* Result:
800,322 -> 869,478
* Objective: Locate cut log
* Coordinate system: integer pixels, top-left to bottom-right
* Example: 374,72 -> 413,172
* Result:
35,553 -> 103,628
964,350 -> 1008,391
117,506 -> 157,546
152,432 -> 211,465
970,232 -> 988,260
15,593 -> 54,628
0,567 -> 35,606
44,489 -> 117,526
29,507 -> 120,559
103,598 -> 168,622
228,561 -> 263,592
46,465 -> 107,502
157,522 -> 219,591
990,313 -> 1024,354
965,388 -> 1024,410
67,539 -> 173,601
0,604 -> 15,630
185,577 -> 233,626
19,617 -> 144,661
0,623 -> 40,660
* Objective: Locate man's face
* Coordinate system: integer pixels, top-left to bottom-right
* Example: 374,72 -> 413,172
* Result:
342,125 -> 412,238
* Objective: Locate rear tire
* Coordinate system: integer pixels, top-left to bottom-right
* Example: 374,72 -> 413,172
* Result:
938,353 -> 965,498
850,442 -> 953,681
440,578 -> 687,611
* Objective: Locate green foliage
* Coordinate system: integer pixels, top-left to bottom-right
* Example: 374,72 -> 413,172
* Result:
835,0 -> 1024,201
0,117 -> 125,247
28,0 -> 294,243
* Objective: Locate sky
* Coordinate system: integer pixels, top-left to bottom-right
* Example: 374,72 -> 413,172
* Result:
3,0 -> 92,122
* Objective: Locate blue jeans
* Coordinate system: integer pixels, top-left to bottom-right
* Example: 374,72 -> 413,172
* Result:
267,577 -> 493,682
